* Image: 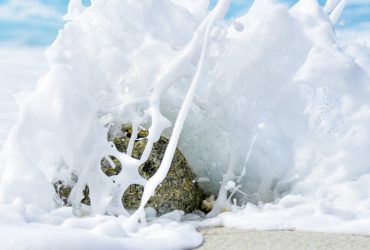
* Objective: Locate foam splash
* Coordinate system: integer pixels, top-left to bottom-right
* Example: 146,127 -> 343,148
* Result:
1,0 -> 370,248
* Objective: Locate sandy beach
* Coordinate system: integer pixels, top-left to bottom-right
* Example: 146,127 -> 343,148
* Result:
197,227 -> 370,250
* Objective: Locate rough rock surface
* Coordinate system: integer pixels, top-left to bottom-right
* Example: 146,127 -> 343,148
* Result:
53,124 -> 206,215
108,124 -> 206,215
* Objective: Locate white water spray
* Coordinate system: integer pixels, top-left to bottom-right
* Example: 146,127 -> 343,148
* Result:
129,0 -> 232,226
0,1 -> 370,248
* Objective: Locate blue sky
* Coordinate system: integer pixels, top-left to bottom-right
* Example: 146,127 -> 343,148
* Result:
0,0 -> 368,47
0,0 -> 68,46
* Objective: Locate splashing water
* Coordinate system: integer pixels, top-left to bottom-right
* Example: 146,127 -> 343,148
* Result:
1,0 -> 370,248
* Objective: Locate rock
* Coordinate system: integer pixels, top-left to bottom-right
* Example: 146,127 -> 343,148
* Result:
53,180 -> 90,207
107,124 -> 206,215
53,124 -> 207,216
54,181 -> 72,205
81,185 -> 91,206
101,155 -> 122,176
53,173 -> 78,206
201,195 -> 215,213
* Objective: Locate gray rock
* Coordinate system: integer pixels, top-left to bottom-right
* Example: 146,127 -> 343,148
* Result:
110,124 -> 206,215
54,124 -> 207,216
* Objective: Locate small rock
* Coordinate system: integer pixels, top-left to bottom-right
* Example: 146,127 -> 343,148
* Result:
101,155 -> 122,177
54,181 -> 72,205
201,195 -> 215,213
108,124 -> 206,215
53,173 -> 78,206
53,124 -> 207,216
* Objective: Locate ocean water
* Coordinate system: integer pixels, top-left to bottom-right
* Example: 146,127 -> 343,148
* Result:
0,0 -> 370,249
0,0 -> 368,46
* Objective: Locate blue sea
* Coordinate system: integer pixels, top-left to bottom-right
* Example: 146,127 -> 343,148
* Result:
0,0 -> 368,47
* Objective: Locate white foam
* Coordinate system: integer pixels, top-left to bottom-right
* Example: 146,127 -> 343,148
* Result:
1,0 -> 370,248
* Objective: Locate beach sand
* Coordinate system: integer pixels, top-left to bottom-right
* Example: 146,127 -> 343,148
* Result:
197,227 -> 370,250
